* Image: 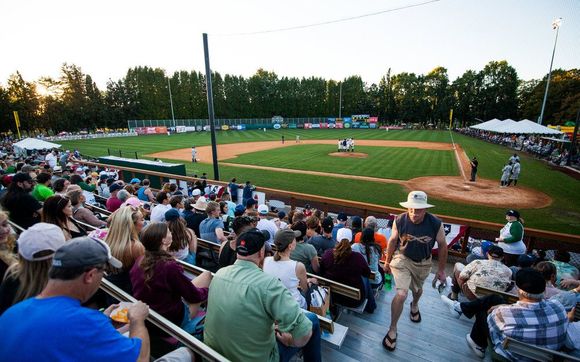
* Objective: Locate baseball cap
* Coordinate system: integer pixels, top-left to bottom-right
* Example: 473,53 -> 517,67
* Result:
53,166 -> 62,172
274,229 -> 301,251
17,223 -> 66,261
165,208 -> 181,222
130,178 -> 141,184
506,209 -> 520,218
109,183 -> 123,193
277,211 -> 286,219
122,197 -> 142,208
52,237 -> 123,269
257,204 -> 269,215
399,191 -> 434,209
12,172 -> 33,184
337,228 -> 353,242
191,189 -> 201,196
487,245 -> 504,258
236,228 -> 268,256
321,217 -> 334,233
337,212 -> 347,222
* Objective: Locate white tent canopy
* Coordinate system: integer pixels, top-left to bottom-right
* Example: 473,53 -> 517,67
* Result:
470,119 -> 564,135
470,118 -> 502,130
13,138 -> 61,156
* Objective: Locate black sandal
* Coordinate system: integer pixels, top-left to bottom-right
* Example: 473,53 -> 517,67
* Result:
382,331 -> 397,351
410,302 -> 422,323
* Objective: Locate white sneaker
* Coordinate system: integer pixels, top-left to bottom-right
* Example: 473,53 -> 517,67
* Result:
440,295 -> 462,319
465,333 -> 485,358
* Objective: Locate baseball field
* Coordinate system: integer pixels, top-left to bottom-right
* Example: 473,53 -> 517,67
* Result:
59,129 -> 580,234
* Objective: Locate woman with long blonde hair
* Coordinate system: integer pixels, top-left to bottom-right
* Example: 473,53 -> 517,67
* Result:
0,212 -> 17,281
104,206 -> 145,294
0,223 -> 66,315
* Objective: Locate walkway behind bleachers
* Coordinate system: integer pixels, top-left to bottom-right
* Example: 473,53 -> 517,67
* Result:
322,273 -> 487,361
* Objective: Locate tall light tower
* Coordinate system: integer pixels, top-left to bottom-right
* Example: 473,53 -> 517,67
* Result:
538,17 -> 562,125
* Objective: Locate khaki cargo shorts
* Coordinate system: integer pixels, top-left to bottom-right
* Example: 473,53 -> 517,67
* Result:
390,253 -> 432,293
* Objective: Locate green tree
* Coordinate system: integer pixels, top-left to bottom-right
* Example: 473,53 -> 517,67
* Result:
6,71 -> 41,134
451,70 -> 481,127
478,60 -> 519,120
424,66 -> 450,125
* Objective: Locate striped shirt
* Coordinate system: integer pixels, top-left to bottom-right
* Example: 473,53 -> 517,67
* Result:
488,299 -> 568,360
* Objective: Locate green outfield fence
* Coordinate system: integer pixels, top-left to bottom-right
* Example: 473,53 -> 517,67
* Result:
80,160 -> 580,257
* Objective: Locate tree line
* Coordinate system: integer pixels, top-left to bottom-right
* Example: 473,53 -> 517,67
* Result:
0,61 -> 578,134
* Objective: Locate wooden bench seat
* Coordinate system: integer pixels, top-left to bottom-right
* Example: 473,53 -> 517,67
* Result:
503,337 -> 580,362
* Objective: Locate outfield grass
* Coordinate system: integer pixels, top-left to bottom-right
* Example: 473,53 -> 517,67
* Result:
60,130 -> 580,234
225,144 -> 457,180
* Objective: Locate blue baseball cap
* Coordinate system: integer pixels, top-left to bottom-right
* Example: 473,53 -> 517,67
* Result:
130,178 -> 141,184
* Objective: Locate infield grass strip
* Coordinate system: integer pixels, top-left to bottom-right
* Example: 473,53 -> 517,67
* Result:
224,145 -> 458,180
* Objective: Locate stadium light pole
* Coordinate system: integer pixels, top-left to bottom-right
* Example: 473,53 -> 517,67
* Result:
167,78 -> 176,129
538,17 -> 562,125
338,82 -> 342,119
203,33 -> 220,181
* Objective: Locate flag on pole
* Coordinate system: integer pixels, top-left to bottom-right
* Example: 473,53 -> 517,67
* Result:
13,111 -> 22,139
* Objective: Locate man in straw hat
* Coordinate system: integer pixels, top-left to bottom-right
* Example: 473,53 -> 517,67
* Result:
382,191 -> 448,351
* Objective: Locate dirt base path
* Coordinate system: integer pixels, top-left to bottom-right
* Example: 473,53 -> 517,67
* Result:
147,140 -> 552,209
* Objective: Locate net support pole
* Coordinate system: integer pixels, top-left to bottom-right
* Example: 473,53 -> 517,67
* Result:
203,33 -> 220,181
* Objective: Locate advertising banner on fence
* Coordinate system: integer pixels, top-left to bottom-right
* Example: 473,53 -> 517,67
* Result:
335,122 -> 343,129
175,126 -> 187,133
304,123 -> 312,129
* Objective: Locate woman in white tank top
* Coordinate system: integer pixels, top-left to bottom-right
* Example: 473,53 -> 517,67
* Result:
263,229 -> 317,309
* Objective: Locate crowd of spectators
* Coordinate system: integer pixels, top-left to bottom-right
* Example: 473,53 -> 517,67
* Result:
457,128 -> 579,168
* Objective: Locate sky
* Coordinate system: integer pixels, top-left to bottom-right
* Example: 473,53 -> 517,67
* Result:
0,0 -> 579,89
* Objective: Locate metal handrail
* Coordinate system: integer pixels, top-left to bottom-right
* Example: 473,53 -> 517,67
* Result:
99,279 -> 230,362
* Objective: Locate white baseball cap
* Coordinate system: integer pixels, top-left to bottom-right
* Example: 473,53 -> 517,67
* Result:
191,189 -> 201,196
399,191 -> 434,209
17,223 -> 66,261
336,228 -> 353,242
257,204 -> 269,215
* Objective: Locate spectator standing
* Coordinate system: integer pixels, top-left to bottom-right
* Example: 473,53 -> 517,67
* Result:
383,191 -> 448,352
44,150 -> 57,169
1,172 -> 42,228
242,181 -> 255,206
495,209 -> 526,267
0,223 -> 65,315
204,228 -> 321,362
31,172 -> 54,202
0,237 -> 151,362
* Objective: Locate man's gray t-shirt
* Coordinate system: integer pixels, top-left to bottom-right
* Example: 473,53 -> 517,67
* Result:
395,213 -> 442,262
307,235 -> 335,257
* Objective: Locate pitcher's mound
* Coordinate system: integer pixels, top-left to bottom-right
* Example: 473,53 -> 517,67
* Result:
329,152 -> 368,158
